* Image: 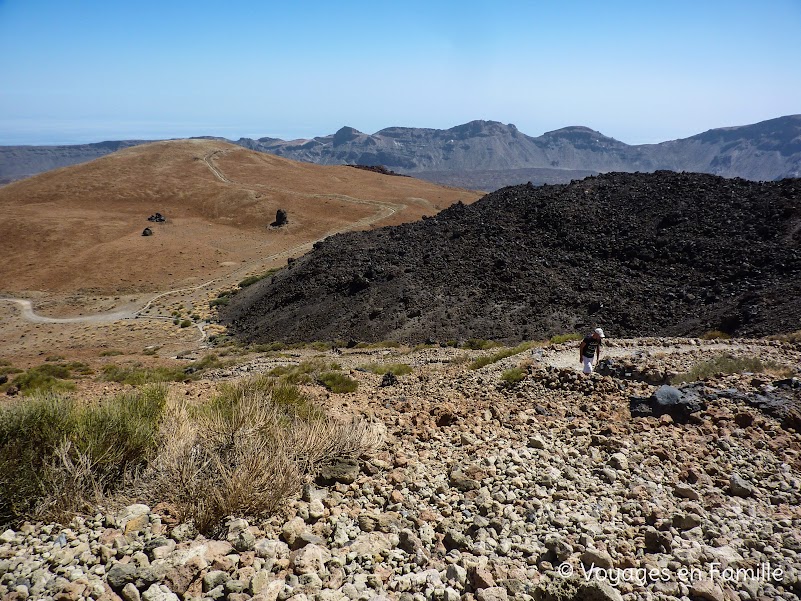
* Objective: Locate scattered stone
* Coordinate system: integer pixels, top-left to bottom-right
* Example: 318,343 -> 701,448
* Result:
581,548 -> 614,569
674,483 -> 701,500
316,459 -> 360,485
729,473 -> 753,497
476,587 -> 508,601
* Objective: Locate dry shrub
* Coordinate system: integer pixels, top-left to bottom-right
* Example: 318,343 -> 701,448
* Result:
142,376 -> 381,533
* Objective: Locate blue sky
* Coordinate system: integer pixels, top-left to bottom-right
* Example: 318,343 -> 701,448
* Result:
1,0 -> 799,145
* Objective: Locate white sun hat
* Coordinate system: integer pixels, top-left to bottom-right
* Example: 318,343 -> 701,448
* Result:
594,328 -> 606,338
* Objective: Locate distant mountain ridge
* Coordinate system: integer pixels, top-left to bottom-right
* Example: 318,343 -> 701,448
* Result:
0,140 -> 150,183
238,115 -> 801,183
2,115 -> 799,189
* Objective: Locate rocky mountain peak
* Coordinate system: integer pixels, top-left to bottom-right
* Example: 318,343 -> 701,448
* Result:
333,126 -> 365,146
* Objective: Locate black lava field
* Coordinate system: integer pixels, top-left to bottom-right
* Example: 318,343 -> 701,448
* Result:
222,171 -> 801,344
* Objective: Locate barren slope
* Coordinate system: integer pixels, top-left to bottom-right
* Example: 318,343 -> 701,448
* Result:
0,139 -> 479,295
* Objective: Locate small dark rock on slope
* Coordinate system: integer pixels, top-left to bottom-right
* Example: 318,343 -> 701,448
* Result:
222,171 -> 801,344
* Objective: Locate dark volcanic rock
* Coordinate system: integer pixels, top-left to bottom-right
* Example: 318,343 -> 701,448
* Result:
222,171 -> 801,344
271,209 -> 288,227
142,227 -> 153,236
629,384 -> 707,422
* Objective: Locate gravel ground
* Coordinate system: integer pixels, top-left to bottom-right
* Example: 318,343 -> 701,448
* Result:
1,338 -> 800,601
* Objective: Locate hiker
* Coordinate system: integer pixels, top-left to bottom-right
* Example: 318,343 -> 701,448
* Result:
579,328 -> 605,374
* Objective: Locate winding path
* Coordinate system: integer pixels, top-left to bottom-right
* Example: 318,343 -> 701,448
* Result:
0,298 -> 135,324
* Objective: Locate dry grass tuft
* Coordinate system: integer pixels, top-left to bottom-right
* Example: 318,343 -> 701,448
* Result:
140,376 -> 380,533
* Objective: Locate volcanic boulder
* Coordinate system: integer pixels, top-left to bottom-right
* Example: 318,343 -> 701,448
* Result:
271,209 -> 288,227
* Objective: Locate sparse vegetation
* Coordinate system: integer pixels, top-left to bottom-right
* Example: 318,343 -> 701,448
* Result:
99,349 -> 124,357
361,363 -> 412,376
209,297 -> 230,308
672,353 -> 791,384
0,361 -> 23,377
768,330 -> 801,344
267,359 -> 342,385
550,333 -> 582,344
238,268 -> 280,289
249,342 -> 288,353
318,372 -> 359,394
469,342 -> 535,370
501,367 -> 527,385
179,319 -> 192,328
2,361 -> 92,395
463,339 -> 502,350
102,364 -> 189,385
0,386 -> 167,525
701,330 -> 732,340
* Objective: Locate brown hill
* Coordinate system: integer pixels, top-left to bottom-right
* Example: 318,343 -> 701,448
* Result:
0,139 -> 479,295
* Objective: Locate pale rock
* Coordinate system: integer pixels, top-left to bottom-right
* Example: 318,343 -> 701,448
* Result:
291,544 -> 330,576
281,517 -> 307,547
0,529 -> 16,544
609,452 -> 628,471
675,483 -> 701,500
255,539 -> 290,559
581,548 -> 614,569
141,583 -> 179,601
689,578 -> 727,601
121,582 -> 141,601
476,587 -> 508,601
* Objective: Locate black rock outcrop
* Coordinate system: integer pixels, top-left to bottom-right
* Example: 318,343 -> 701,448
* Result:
222,171 -> 801,344
271,209 -> 288,227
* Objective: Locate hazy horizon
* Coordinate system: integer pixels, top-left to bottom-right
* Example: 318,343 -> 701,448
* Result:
1,0 -> 799,146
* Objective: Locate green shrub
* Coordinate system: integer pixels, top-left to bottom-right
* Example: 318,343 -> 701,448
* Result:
267,359 -> 341,385
238,268 -> 280,289
463,339 -> 501,350
238,275 -> 262,288
672,354 -> 786,384
250,342 -> 288,353
191,354 -> 225,371
0,365 -> 23,377
102,364 -> 190,385
361,363 -> 412,376
0,386 -> 166,526
469,342 -> 535,370
179,320 -> 192,328
550,333 -> 582,344
209,297 -> 230,308
318,372 -> 359,394
6,362 -> 93,395
501,367 -> 527,385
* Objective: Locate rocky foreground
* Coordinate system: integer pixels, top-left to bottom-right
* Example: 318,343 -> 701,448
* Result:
1,339 -> 800,601
224,171 -> 801,345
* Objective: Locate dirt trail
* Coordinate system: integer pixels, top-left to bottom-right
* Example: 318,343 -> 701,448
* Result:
538,339 -> 762,372
0,298 -> 135,324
